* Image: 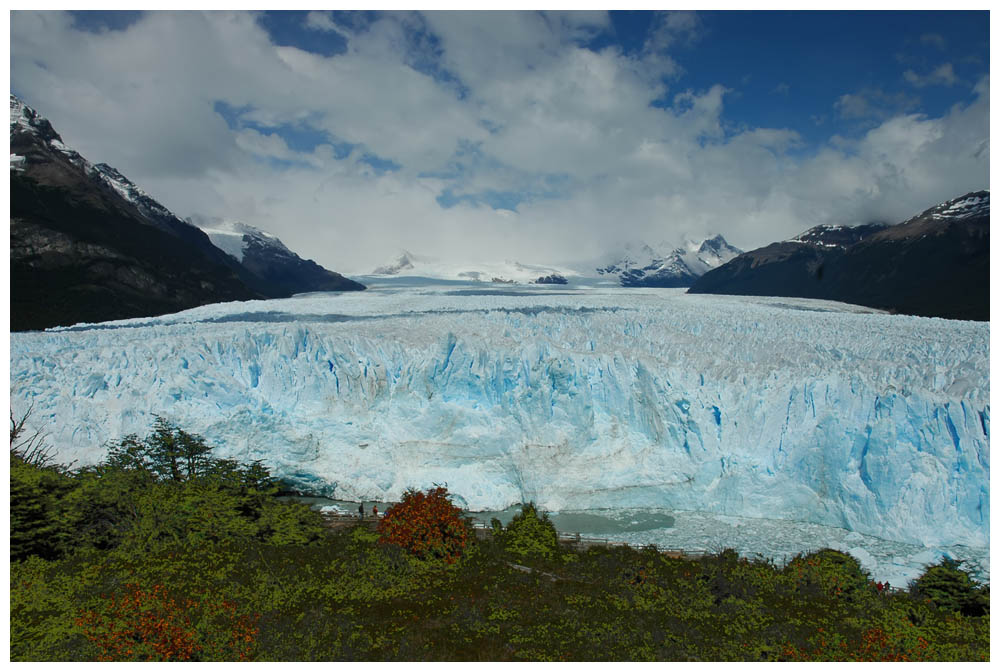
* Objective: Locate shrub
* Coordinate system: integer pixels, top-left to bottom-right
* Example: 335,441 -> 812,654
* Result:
910,559 -> 988,617
785,548 -> 871,600
75,584 -> 259,661
10,408 -> 76,561
499,502 -> 559,562
376,486 -> 470,563
10,455 -> 74,561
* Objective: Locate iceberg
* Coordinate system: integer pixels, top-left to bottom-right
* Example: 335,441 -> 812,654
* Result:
10,282 -> 989,557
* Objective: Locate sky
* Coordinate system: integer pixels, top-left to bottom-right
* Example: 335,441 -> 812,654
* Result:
9,9 -> 991,274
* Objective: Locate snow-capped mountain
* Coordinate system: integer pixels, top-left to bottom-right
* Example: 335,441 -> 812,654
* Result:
195,218 -> 365,295
789,222 -> 890,249
372,250 -> 417,275
370,250 -> 576,284
198,219 -> 288,263
596,234 -> 742,287
10,94 -> 363,331
90,162 -> 177,225
690,191 -> 989,321
914,191 -> 989,222
12,95 -> 176,229
10,94 -> 261,330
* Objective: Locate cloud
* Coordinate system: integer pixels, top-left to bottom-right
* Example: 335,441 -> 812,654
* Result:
773,82 -> 790,95
9,10 -> 990,274
834,88 -> 919,120
304,11 -> 339,33
644,10 -> 702,53
903,62 -> 958,87
919,33 -> 946,49
834,93 -> 874,119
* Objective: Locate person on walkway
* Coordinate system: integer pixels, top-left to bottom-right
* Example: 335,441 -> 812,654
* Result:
372,505 -> 379,518
358,502 -> 364,519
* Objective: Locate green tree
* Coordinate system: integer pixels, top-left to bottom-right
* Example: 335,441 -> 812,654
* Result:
10,410 -> 74,561
61,466 -> 150,550
499,502 -> 559,562
10,452 -> 74,561
107,418 -> 215,483
785,548 -> 872,601
63,420 -> 321,553
910,559 -> 989,617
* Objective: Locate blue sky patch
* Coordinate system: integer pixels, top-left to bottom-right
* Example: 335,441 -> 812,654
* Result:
69,10 -> 145,33
359,153 -> 401,175
257,11 -> 349,57
396,15 -> 470,99
213,100 -> 353,158
670,10 -> 988,146
437,188 -> 525,212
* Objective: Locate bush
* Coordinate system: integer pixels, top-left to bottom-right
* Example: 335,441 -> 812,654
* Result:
376,486 -> 470,563
75,583 -> 259,661
10,453 -> 75,561
499,502 -> 559,562
785,548 -> 871,600
10,408 -> 76,561
910,559 -> 988,617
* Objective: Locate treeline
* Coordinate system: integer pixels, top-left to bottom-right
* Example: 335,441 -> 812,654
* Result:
9,417 -> 990,661
11,416 -> 325,563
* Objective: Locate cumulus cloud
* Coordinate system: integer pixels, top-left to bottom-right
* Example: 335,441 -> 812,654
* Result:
644,10 -> 702,53
9,11 -> 990,274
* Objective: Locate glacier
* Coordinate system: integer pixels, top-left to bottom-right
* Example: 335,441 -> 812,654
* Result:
10,279 -> 989,581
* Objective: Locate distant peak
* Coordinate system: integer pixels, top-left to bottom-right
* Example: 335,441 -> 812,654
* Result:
697,233 -> 737,254
372,250 -> 417,275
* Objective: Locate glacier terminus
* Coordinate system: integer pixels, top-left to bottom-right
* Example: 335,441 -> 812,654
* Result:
9,279 -> 989,585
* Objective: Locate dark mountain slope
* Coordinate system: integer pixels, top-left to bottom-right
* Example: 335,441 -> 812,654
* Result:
689,192 -> 989,321
10,95 -> 363,331
10,95 -> 262,330
11,176 -> 259,331
196,220 -> 365,296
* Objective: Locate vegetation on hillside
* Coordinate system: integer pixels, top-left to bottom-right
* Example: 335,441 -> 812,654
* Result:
9,416 -> 990,661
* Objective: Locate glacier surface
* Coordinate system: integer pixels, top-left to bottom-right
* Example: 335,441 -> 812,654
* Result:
10,279 -> 989,572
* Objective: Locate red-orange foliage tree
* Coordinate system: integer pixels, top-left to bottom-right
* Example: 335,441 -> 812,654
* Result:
75,584 -> 259,661
376,486 -> 470,563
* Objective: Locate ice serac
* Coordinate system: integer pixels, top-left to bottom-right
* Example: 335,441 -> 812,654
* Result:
9,288 -> 988,550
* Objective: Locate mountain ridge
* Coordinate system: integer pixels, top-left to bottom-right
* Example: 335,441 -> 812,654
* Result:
10,94 -> 362,331
688,191 -> 989,321
195,218 -> 366,296
596,234 -> 743,287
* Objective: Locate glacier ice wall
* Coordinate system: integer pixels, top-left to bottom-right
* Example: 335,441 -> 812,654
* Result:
9,287 -> 989,548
